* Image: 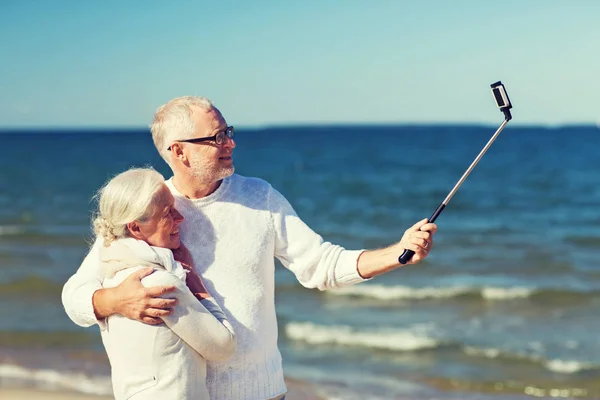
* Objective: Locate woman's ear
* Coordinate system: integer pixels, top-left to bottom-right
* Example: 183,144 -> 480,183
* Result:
127,221 -> 145,241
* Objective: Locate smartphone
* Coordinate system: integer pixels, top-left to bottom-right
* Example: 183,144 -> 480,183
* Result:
490,81 -> 512,110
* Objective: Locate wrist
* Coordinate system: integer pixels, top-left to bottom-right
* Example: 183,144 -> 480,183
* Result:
92,287 -> 117,319
357,246 -> 401,279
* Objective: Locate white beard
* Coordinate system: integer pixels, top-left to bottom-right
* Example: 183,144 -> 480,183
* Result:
188,152 -> 235,185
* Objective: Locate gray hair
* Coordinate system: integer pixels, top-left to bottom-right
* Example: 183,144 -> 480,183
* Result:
150,96 -> 214,165
92,167 -> 166,246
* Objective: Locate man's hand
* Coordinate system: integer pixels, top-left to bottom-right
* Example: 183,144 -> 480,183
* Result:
396,218 -> 437,265
357,218 -> 438,279
92,267 -> 177,325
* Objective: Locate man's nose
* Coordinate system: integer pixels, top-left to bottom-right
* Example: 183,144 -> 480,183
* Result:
222,135 -> 235,148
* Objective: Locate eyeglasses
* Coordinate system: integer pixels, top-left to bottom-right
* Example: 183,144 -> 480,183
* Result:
167,126 -> 235,150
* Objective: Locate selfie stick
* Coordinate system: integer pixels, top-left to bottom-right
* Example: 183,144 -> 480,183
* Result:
398,81 -> 513,264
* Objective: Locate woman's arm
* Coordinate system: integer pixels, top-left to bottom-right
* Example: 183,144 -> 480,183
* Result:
142,270 -> 236,361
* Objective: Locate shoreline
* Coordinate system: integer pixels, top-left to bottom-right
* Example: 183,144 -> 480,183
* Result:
0,388 -> 111,400
0,377 -> 327,400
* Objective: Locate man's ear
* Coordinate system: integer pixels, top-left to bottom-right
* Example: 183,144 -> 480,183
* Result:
127,221 -> 145,241
171,143 -> 187,163
172,143 -> 193,167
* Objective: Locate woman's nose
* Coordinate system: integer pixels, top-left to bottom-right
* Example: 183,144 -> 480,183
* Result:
174,209 -> 184,223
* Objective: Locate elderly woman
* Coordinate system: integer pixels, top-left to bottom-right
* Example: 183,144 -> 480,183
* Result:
92,167 -> 235,400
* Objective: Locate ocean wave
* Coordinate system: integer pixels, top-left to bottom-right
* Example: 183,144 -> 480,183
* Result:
545,359 -> 598,374
0,330 -> 99,348
0,224 -> 89,245
326,284 -> 595,302
0,276 -> 63,297
463,346 -> 600,374
285,323 -> 600,376
480,287 -> 533,299
0,363 -> 112,395
327,284 -> 473,300
0,225 -> 27,236
285,365 -> 429,400
285,322 -> 444,351
564,235 -> 600,248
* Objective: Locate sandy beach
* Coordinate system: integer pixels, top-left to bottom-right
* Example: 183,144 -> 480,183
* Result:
0,388 -> 112,400
0,377 -> 327,400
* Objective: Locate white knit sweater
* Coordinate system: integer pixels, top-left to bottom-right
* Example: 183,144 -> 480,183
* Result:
98,238 -> 235,400
62,174 -> 366,400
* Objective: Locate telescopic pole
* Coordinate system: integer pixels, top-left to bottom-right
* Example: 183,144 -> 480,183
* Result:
398,81 -> 513,264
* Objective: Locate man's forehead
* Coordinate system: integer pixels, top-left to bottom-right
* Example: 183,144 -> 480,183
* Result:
191,106 -> 226,130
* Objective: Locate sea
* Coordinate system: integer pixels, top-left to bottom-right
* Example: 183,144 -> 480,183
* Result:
0,124 -> 599,399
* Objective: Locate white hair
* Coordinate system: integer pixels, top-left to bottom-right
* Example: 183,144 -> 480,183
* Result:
150,96 -> 214,165
92,167 -> 166,246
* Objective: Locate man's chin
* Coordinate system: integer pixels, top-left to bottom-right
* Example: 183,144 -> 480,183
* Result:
216,166 -> 235,180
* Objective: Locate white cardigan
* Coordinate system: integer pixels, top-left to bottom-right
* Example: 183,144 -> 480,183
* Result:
99,238 -> 235,400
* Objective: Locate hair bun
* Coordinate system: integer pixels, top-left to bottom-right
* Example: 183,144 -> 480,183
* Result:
93,215 -> 118,246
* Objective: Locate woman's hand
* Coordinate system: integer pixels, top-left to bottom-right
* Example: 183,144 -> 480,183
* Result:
172,244 -> 194,270
185,267 -> 212,300
173,244 -> 212,300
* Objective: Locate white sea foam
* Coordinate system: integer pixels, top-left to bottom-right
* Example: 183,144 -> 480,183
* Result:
463,346 -> 503,359
327,284 -> 472,300
464,346 -> 597,375
545,359 -> 595,374
0,363 -> 112,395
285,322 -> 440,351
481,286 -> 534,299
327,283 -> 535,301
284,364 -> 427,400
0,225 -> 25,236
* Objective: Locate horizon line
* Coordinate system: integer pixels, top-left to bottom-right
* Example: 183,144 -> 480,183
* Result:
0,121 -> 598,132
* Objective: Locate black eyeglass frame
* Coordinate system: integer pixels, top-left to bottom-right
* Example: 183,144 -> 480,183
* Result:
167,126 -> 235,150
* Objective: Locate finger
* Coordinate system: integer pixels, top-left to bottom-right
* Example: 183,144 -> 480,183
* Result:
412,231 -> 432,240
147,298 -> 177,310
180,262 -> 192,271
145,308 -> 173,318
145,285 -> 177,297
141,316 -> 164,325
420,223 -> 438,234
411,237 -> 429,249
409,237 -> 431,251
130,267 -> 156,280
412,246 -> 428,260
403,242 -> 422,255
407,218 -> 429,233
404,245 -> 426,264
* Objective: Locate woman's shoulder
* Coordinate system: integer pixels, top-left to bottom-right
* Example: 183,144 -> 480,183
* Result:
103,265 -> 148,288
140,268 -> 186,289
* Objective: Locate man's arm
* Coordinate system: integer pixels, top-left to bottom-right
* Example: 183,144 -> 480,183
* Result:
92,268 -> 178,324
61,239 -> 108,327
62,238 -> 178,327
356,218 -> 437,279
269,187 -> 437,289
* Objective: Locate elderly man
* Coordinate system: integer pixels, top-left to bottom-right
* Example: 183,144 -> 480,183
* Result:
62,96 -> 437,400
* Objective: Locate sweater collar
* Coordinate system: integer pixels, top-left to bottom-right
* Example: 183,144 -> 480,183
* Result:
165,175 -> 233,206
99,237 -> 186,280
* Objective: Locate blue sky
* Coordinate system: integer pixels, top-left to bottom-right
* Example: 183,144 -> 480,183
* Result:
1,1 -> 598,127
